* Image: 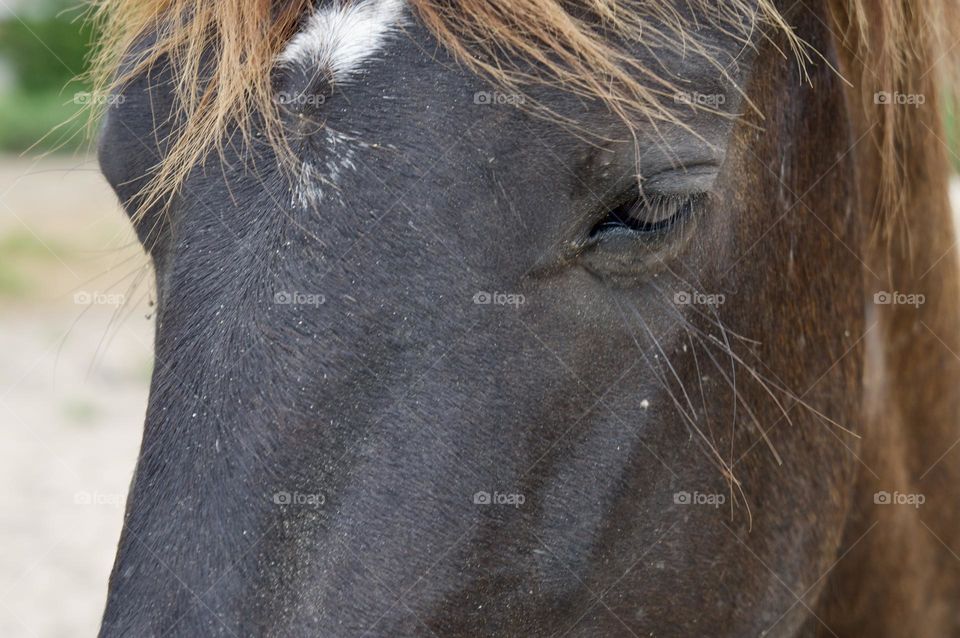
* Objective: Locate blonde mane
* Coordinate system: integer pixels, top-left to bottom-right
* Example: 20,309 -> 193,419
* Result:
87,0 -> 957,230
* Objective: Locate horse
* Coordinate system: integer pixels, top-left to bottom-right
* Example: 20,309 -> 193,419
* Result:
90,0 -> 960,635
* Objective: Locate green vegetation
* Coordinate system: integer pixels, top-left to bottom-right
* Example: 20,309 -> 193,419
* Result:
0,89 -> 88,152
62,398 -> 99,425
0,3 -> 97,153
0,230 -> 68,297
945,99 -> 960,171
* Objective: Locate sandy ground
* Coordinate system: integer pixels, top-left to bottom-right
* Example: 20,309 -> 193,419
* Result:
0,154 -> 152,638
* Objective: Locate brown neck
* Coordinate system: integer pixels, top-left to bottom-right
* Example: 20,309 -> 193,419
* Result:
819,2 -> 960,634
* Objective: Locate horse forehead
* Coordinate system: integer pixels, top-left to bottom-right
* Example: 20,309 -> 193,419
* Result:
278,0 -> 407,81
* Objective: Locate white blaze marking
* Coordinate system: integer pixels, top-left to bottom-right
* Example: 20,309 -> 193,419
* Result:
279,1 -> 406,208
278,0 -> 407,81
291,128 -> 361,208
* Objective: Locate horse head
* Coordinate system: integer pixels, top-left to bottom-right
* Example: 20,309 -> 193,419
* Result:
94,1 -> 960,635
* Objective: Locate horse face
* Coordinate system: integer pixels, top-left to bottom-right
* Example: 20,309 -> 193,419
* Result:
99,2 -> 863,636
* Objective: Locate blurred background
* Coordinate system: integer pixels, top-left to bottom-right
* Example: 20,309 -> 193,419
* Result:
0,1 -> 151,636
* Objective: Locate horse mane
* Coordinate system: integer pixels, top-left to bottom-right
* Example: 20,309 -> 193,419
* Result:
826,0 -> 959,245
88,0 -> 957,230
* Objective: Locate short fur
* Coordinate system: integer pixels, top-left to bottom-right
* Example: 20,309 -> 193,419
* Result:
92,1 -> 960,636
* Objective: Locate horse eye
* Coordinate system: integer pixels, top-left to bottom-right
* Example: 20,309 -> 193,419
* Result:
590,191 -> 703,237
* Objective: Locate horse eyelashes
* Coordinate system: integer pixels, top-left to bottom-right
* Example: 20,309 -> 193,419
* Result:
591,192 -> 703,237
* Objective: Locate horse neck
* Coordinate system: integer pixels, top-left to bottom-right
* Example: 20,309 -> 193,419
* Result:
820,6 -> 960,632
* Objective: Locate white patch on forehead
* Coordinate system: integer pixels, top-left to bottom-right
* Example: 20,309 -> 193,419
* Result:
289,129 -> 397,208
278,0 -> 407,81
291,129 -> 358,208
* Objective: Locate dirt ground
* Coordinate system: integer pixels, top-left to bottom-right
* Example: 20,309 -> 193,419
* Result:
0,154 -> 152,638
